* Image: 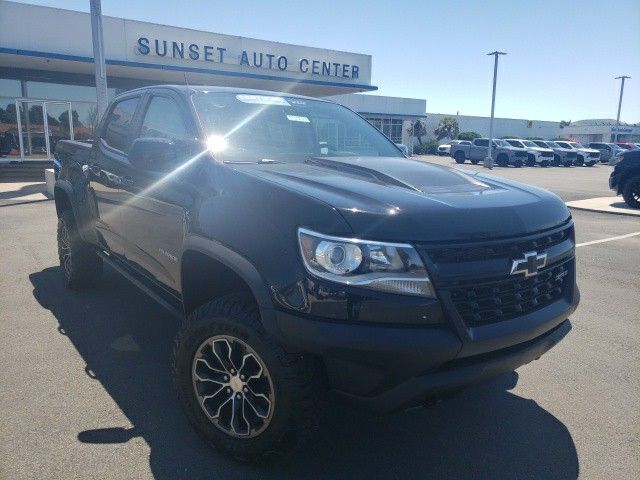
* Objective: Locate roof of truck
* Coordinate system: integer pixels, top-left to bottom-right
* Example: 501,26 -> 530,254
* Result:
120,85 -> 332,103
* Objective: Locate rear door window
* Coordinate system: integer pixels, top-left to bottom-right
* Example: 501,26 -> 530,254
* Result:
102,97 -> 140,152
474,139 -> 489,147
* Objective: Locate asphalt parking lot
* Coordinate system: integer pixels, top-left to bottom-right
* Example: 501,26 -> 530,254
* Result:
1,160 -> 638,479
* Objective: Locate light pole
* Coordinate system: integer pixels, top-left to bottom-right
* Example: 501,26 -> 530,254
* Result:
614,76 -> 630,143
485,51 -> 506,169
90,0 -> 109,120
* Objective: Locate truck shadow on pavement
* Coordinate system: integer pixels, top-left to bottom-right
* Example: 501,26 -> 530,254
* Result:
30,266 -> 579,480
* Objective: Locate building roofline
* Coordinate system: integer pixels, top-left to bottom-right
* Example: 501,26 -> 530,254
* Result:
0,0 -> 372,60
356,111 -> 427,118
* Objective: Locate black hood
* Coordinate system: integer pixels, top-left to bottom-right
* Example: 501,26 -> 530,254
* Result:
235,156 -> 570,242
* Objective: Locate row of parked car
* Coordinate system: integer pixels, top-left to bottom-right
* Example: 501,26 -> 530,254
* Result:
439,138 -> 638,168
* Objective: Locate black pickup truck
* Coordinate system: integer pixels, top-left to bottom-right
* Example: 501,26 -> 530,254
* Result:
54,85 -> 579,460
609,149 -> 640,208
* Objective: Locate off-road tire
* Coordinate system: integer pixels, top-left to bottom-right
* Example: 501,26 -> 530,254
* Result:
470,158 -> 480,165
622,175 -> 640,209
575,156 -> 584,166
586,161 -> 596,167
553,154 -> 561,167
454,151 -> 466,164
172,294 -> 323,461
513,159 -> 523,168
497,154 -> 509,167
57,209 -> 102,290
541,160 -> 550,167
526,155 -> 536,167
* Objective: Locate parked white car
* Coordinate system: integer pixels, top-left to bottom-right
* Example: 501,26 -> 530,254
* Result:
437,143 -> 451,156
395,143 -> 409,155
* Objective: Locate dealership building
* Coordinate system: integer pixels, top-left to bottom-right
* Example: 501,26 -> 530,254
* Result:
0,0 -> 427,162
1,1 -> 636,165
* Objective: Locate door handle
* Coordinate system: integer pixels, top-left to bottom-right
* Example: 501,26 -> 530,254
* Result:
84,164 -> 101,179
121,176 -> 134,187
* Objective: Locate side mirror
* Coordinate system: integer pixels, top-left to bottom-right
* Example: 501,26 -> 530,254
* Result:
129,137 -> 177,172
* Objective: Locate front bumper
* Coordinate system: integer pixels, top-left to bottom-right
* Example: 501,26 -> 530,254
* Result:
340,319 -> 571,412
270,287 -> 577,413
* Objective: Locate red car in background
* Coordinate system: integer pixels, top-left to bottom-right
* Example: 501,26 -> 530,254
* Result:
616,143 -> 638,150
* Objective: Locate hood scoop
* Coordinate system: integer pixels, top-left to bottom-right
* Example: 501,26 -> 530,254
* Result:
305,157 -> 419,191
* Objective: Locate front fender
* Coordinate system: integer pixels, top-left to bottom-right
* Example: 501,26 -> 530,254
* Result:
181,235 -> 279,336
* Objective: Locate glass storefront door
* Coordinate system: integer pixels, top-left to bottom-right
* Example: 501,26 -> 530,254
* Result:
13,99 -> 73,161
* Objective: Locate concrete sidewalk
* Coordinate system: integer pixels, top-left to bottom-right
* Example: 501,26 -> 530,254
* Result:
566,197 -> 640,217
0,181 -> 51,207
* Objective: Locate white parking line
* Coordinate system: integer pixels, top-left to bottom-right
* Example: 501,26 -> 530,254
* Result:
576,231 -> 640,248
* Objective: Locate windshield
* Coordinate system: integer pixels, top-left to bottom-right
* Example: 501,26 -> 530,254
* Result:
192,92 -> 403,163
569,142 -> 584,148
546,141 -> 560,148
556,142 -> 572,149
522,140 -> 537,147
506,140 -> 524,148
493,139 -> 509,147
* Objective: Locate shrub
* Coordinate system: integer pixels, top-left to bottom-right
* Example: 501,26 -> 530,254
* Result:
421,139 -> 439,155
458,131 -> 481,141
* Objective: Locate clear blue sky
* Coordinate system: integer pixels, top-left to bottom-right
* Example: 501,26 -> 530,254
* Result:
13,0 -> 640,122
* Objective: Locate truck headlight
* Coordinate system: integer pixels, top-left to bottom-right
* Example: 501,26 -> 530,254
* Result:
298,228 -> 436,297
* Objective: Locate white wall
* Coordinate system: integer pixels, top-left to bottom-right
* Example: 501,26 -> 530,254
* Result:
422,113 -> 561,143
325,93 -> 426,116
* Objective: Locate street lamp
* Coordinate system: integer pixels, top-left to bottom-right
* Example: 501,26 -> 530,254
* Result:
90,0 -> 109,120
485,51 -> 506,169
614,76 -> 630,143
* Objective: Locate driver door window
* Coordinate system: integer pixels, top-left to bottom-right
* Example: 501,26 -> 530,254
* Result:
140,96 -> 188,143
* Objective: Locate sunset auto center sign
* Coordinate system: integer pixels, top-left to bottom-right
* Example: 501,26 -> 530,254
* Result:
136,37 -> 362,80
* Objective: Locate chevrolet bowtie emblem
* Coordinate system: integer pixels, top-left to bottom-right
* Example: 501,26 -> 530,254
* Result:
510,251 -> 547,277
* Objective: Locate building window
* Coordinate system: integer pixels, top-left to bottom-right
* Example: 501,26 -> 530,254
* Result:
366,117 -> 403,143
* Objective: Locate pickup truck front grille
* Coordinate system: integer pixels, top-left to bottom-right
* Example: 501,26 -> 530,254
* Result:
514,151 -> 527,157
419,223 -> 574,329
445,260 -> 571,328
566,151 -> 577,158
589,152 -> 599,158
424,227 -> 571,264
541,151 -> 553,157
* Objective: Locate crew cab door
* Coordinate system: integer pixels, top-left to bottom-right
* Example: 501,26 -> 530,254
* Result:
118,92 -> 200,291
89,94 -> 143,256
470,138 -> 488,159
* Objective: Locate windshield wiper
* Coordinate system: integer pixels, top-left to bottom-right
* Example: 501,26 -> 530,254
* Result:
223,158 -> 283,164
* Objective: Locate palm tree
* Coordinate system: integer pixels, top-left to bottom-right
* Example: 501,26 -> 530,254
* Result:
434,117 -> 459,141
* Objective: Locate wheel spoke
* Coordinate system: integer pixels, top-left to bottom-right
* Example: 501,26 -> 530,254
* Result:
244,385 -> 272,419
201,386 -> 232,419
194,358 -> 229,384
211,338 -> 238,374
238,353 -> 262,380
230,395 -> 250,436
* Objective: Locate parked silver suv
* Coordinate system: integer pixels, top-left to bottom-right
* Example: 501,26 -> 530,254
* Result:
588,142 -> 624,163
